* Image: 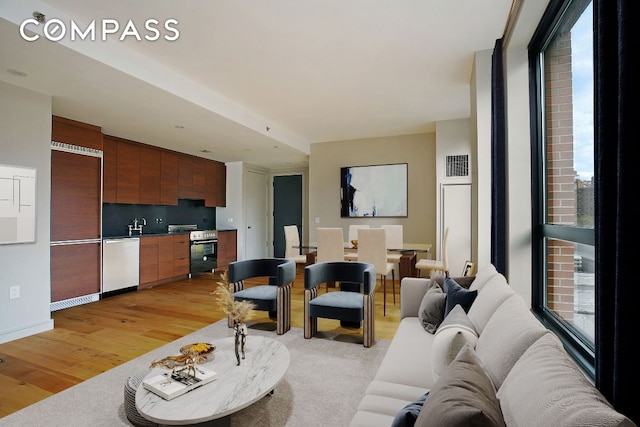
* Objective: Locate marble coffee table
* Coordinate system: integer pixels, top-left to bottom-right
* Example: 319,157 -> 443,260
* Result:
135,335 -> 290,426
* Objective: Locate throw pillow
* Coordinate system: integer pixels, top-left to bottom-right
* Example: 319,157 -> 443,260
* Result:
443,276 -> 477,316
418,283 -> 446,334
498,334 -> 634,427
391,392 -> 430,427
431,305 -> 479,381
416,344 -> 505,427
469,263 -> 499,292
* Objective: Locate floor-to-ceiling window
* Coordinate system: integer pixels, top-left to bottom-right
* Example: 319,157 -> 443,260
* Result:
530,0 -> 595,375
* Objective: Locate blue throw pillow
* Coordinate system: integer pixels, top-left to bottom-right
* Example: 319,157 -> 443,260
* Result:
444,276 -> 477,316
391,392 -> 429,427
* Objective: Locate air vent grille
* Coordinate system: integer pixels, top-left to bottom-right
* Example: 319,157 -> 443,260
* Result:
50,294 -> 99,312
445,155 -> 469,177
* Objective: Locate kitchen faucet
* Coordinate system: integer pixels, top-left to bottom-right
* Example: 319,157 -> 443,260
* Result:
128,218 -> 146,236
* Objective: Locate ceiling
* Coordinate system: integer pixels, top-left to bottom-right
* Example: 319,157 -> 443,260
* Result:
0,0 -> 513,169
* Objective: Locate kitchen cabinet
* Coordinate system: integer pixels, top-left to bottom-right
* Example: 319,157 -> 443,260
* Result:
116,140 -> 140,204
103,134 -> 226,206
217,230 -> 237,270
173,234 -> 190,275
205,160 -> 226,207
140,146 -> 161,205
178,155 -> 206,200
139,234 -> 190,289
50,117 -> 103,304
160,151 -> 178,205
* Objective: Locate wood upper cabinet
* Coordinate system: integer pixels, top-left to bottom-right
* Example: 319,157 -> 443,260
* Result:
52,116 -> 103,150
116,141 -> 140,204
178,155 -> 206,200
205,160 -> 226,207
103,137 -> 117,203
140,146 -> 161,205
160,151 -> 178,205
103,134 -> 225,206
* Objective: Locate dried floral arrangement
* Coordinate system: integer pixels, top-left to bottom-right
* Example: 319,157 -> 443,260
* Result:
213,271 -> 256,325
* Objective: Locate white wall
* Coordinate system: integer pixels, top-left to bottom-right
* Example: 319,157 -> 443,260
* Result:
471,49 -> 494,271
217,161 -> 244,261
309,134 -> 436,249
434,118 -> 472,263
0,81 -> 54,343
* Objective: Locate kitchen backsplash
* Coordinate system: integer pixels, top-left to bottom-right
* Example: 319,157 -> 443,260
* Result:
102,199 -> 216,237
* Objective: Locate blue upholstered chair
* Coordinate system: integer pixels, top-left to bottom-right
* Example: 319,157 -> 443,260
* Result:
227,258 -> 296,335
303,261 -> 376,347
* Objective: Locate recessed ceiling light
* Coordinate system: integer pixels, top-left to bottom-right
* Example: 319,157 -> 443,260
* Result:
200,149 -> 211,153
7,69 -> 27,77
174,125 -> 184,129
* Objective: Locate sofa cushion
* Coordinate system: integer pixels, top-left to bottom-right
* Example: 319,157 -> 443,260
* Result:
431,305 -> 479,381
418,283 -> 446,334
374,317 -> 438,389
467,273 -> 515,334
391,392 -> 429,427
443,276 -> 477,316
416,344 -> 505,427
498,334 -> 636,427
469,263 -> 499,292
475,295 -> 549,389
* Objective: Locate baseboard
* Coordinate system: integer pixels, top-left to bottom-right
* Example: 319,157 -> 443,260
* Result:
0,319 -> 54,344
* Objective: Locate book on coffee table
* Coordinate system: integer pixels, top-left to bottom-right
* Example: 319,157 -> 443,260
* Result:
143,366 -> 218,400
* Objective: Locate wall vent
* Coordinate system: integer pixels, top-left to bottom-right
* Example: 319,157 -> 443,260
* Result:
50,293 -> 99,312
445,154 -> 469,177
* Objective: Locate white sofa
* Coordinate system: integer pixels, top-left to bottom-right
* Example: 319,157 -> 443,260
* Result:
350,264 -> 636,427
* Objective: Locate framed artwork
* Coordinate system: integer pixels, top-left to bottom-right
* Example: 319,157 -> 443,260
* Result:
0,164 -> 36,244
340,163 -> 408,217
462,260 -> 475,277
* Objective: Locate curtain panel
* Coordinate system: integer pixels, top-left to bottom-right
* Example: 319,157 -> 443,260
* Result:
594,0 -> 640,422
490,38 -> 507,275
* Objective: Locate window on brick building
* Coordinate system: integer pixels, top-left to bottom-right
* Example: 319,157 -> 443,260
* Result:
530,0 -> 595,374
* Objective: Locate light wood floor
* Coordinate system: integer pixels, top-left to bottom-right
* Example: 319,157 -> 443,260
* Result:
0,266 -> 401,418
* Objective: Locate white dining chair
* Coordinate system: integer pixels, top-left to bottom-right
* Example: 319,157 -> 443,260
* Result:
357,228 -> 395,316
415,227 -> 449,277
316,228 -> 346,263
284,225 -> 307,265
345,224 -> 369,261
381,224 -> 403,272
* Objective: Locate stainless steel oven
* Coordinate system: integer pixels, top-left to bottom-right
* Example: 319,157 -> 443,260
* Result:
189,229 -> 218,276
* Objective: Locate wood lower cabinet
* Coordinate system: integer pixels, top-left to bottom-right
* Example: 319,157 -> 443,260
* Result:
217,230 -> 237,270
173,234 -> 190,275
139,235 -> 190,289
51,243 -> 101,302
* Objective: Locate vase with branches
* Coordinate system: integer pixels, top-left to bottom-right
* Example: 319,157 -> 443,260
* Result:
213,272 -> 256,365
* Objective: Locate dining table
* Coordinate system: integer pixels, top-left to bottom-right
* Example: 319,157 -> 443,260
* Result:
295,243 -> 431,280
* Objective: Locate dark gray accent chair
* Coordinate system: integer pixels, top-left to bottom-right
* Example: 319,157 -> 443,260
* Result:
304,261 -> 376,347
227,258 -> 296,335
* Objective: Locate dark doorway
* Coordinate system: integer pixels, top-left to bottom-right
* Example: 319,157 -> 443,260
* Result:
273,175 -> 303,257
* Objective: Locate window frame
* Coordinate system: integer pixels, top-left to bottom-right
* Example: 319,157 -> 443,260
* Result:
528,0 -> 595,378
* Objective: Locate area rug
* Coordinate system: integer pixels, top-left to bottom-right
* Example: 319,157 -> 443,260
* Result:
0,320 -> 390,427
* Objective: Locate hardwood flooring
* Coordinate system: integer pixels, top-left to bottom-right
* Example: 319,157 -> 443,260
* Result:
0,267 -> 401,418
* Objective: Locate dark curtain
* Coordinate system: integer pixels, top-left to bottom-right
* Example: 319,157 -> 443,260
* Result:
490,38 -> 507,275
594,0 -> 640,423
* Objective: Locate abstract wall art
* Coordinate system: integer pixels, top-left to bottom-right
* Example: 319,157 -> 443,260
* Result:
340,163 -> 407,217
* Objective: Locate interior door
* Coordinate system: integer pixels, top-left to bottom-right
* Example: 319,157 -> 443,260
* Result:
441,183 -> 472,275
245,170 -> 268,259
273,175 -> 303,257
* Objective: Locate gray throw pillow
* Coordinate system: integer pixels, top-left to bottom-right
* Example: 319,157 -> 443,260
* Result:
416,344 -> 505,427
418,283 -> 446,334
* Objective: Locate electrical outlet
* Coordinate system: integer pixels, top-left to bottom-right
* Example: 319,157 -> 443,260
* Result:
9,286 -> 20,299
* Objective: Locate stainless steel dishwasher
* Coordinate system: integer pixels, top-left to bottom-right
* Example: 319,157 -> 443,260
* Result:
103,238 -> 140,294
